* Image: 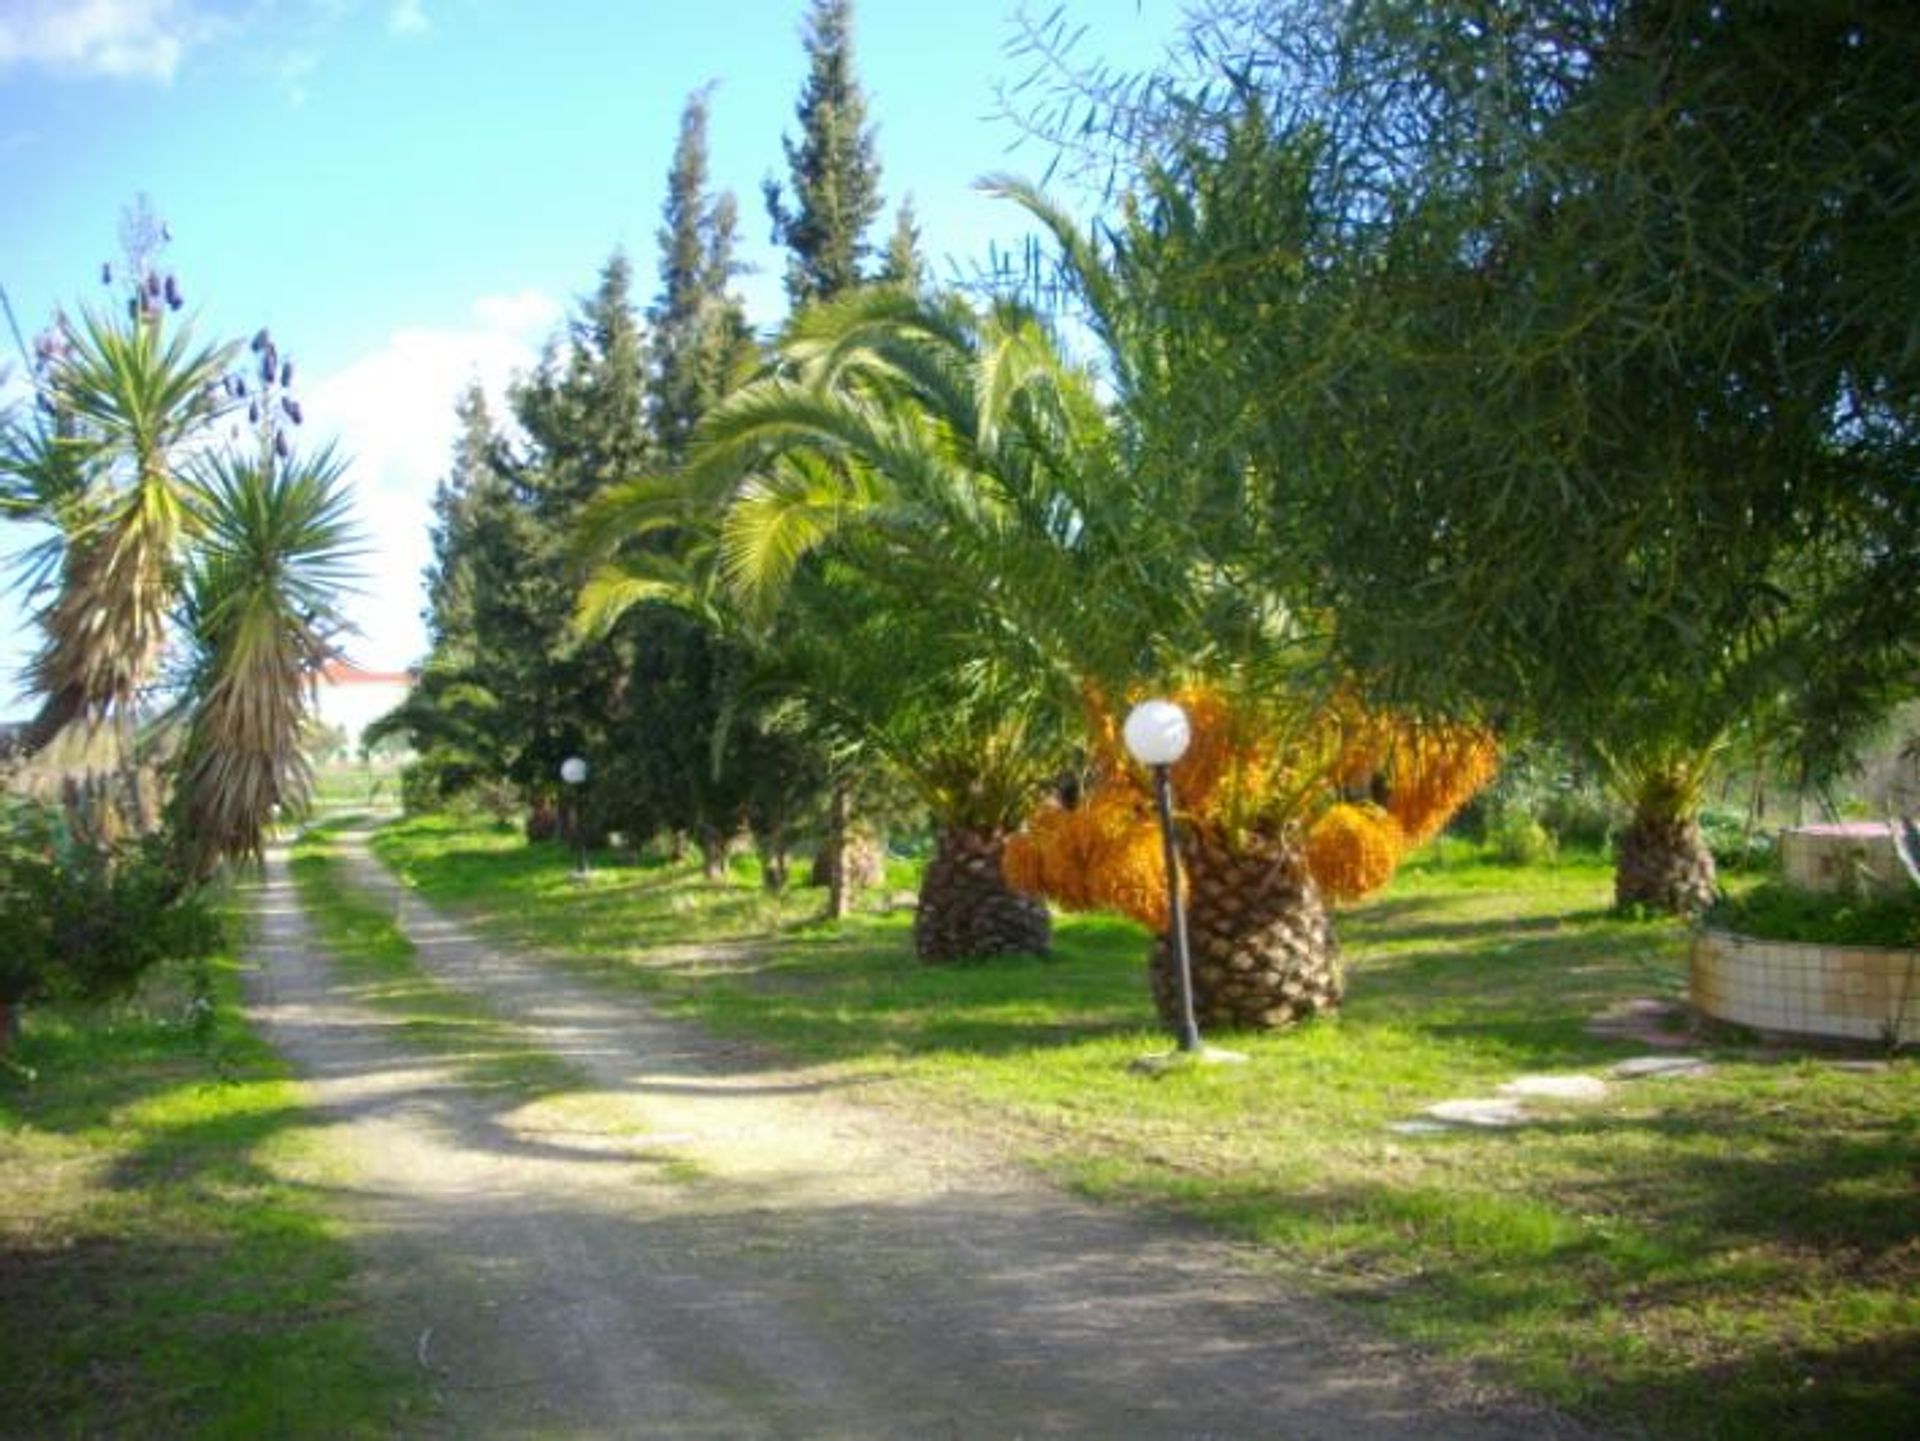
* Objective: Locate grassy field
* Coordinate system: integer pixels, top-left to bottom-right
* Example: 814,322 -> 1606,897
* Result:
371,813 -> 1920,1440
306,761 -> 404,819
0,933 -> 417,1437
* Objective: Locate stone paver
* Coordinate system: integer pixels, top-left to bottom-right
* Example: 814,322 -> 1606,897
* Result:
1611,1055 -> 1713,1079
1497,1075 -> 1610,1102
1422,1098 -> 1530,1128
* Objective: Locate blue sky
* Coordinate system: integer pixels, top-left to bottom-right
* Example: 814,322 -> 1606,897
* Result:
0,0 -> 1185,718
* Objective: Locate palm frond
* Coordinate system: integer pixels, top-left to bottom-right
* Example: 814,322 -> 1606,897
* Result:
575,554 -> 706,639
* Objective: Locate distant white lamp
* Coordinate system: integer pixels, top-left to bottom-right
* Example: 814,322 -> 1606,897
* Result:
560,756 -> 589,877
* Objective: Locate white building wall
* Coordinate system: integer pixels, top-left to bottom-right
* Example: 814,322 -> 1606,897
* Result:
314,678 -> 412,754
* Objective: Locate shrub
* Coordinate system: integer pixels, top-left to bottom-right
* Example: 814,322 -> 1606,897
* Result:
1697,804 -> 1775,872
0,799 -> 227,1022
398,755 -> 520,824
1487,806 -> 1558,866
1454,743 -> 1611,852
1705,881 -> 1920,948
1538,785 -> 1614,850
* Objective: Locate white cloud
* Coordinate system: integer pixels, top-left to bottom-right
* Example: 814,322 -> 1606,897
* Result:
303,291 -> 558,671
0,0 -> 210,83
472,288 -> 561,336
386,0 -> 428,37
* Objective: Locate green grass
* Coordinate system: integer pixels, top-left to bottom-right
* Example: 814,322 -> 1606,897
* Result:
372,814 -> 1920,1439
0,945 -> 418,1438
306,761 -> 403,817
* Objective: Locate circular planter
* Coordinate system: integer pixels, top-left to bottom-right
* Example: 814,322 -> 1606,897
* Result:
1691,927 -> 1920,1046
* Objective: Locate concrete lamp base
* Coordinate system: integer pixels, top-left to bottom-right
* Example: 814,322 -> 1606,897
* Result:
1129,1046 -> 1249,1077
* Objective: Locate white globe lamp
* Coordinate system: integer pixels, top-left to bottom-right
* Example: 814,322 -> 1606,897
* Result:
1122,698 -> 1192,768
559,756 -> 589,877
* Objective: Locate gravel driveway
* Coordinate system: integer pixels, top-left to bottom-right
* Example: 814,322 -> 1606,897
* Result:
243,828 -> 1593,1440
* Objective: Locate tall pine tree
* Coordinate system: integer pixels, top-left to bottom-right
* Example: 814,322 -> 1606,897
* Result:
651,87 -> 755,465
389,256 -> 651,822
878,196 -> 925,292
422,381 -> 499,656
518,252 -> 652,514
764,0 -> 885,307
633,86 -> 828,884
375,380 -> 528,798
760,1 -> 902,907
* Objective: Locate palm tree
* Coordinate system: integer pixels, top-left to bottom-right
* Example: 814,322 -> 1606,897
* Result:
170,446 -> 360,880
754,563 -> 1063,960
580,289 -> 1095,960
979,161 -> 1502,1031
969,173 -> 1362,1031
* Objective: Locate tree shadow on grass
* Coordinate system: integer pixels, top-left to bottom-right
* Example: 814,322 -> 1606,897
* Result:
0,1013 -> 414,1437
1343,897 -> 1617,946
1347,919 -> 1689,1036
1110,1117 -> 1920,1441
1534,1103 -> 1920,1265
0,1230 -> 384,1438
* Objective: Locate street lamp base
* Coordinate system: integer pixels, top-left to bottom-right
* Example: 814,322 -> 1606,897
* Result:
1128,1045 -> 1249,1076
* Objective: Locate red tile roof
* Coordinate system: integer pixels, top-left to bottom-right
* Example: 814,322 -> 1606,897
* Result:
316,659 -> 415,686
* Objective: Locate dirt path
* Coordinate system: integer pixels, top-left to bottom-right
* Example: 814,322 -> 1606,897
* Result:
244,828 -> 1592,1439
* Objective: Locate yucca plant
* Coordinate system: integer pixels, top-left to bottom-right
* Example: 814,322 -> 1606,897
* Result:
24,306 -> 235,746
169,446 -> 359,880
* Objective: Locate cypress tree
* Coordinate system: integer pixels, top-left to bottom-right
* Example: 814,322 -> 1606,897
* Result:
764,0 -> 885,307
422,380 -> 499,655
383,379 -> 545,799
878,196 -> 925,292
518,251 -> 651,516
651,87 -> 754,466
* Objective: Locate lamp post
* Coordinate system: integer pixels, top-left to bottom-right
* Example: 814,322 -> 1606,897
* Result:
559,756 -> 589,879
1123,699 -> 1203,1053
1123,699 -> 1245,1071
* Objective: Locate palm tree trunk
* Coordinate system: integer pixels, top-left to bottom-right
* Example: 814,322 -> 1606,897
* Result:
525,795 -> 561,842
1614,808 -> 1717,914
825,778 -> 853,920
757,831 -> 791,892
1152,824 -> 1343,1031
914,824 -> 1050,962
